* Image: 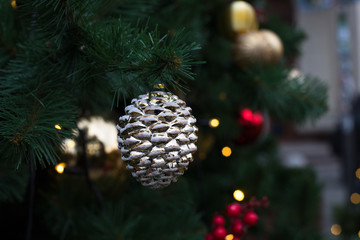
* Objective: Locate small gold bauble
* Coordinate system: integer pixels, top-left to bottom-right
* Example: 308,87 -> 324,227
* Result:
220,1 -> 258,39
232,30 -> 283,67
229,1 -> 258,33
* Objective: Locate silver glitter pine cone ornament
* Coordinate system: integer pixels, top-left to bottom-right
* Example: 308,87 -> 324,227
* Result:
117,91 -> 198,189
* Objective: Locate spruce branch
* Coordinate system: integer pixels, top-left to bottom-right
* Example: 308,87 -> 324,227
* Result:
0,49 -> 77,167
79,203 -> 141,240
82,20 -> 202,106
0,89 -> 77,168
231,65 -> 328,123
20,0 -> 107,45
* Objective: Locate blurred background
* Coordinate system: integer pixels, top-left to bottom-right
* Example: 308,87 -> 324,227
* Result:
281,0 -> 360,239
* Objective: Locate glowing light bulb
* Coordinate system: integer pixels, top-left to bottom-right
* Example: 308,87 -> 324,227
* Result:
11,0 -> 16,8
66,140 -> 76,148
350,193 -> 360,204
54,124 -> 62,130
209,118 -> 220,128
55,162 -> 66,174
222,147 -> 232,157
233,190 -> 245,201
356,168 -> 360,179
330,224 -> 342,236
225,234 -> 234,240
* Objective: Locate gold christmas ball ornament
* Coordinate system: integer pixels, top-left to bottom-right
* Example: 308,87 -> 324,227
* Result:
232,30 -> 283,67
117,91 -> 198,189
221,1 -> 258,39
230,1 -> 258,33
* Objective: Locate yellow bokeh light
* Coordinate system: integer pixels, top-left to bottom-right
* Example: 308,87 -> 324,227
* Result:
225,234 -> 234,240
358,230 -> 360,238
330,224 -> 342,236
222,147 -> 232,157
67,140 -> 76,148
199,152 -> 207,160
356,168 -> 360,179
11,0 -> 16,8
55,162 -> 66,174
54,124 -> 62,130
233,190 -> 245,201
350,193 -> 360,204
219,92 -> 227,101
209,118 -> 220,128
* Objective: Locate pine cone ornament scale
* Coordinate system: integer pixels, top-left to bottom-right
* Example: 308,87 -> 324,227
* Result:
117,91 -> 198,189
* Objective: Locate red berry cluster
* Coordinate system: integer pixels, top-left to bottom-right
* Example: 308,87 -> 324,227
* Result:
205,196 -> 269,240
236,108 -> 264,145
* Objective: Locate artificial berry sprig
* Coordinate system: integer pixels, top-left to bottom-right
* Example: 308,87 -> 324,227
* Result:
206,196 -> 269,240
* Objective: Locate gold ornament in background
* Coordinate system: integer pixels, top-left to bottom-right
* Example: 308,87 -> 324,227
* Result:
230,1 -> 258,33
232,30 -> 283,67
117,91 -> 198,189
221,1 -> 258,39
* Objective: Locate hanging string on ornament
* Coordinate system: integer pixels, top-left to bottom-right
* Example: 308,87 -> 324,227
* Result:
117,88 -> 198,189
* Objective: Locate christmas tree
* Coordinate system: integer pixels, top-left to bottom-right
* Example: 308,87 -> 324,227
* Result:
0,0 -> 327,239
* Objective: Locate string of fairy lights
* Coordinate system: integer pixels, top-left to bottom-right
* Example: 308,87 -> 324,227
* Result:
54,118 -> 233,171
209,118 -> 233,158
330,168 -> 360,238
209,118 -> 242,240
54,115 -> 242,240
54,115 -> 239,238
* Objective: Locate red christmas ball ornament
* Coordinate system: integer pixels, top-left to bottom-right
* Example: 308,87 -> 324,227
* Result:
226,203 -> 242,218
205,233 -> 214,240
213,226 -> 227,240
212,215 -> 226,227
243,211 -> 259,226
232,221 -> 245,236
236,108 -> 264,145
233,237 -> 241,240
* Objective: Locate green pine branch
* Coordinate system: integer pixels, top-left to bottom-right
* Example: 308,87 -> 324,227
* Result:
0,46 -> 77,167
81,22 -> 202,106
241,65 -> 328,123
0,0 -> 202,169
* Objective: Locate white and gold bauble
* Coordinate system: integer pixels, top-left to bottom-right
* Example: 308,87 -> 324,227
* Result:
117,91 -> 198,189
